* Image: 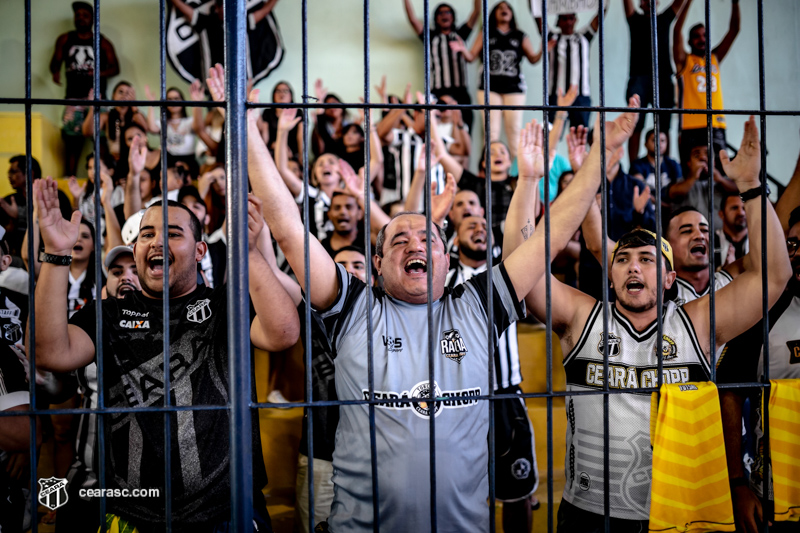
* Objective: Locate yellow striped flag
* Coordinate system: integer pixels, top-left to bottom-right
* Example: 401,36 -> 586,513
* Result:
766,379 -> 800,522
649,382 -> 735,532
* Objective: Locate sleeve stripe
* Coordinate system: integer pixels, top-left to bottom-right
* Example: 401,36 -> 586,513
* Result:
0,391 -> 30,411
495,263 -> 526,323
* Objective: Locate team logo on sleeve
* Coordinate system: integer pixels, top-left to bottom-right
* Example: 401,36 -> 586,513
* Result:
655,335 -> 678,361
440,329 -> 468,363
596,333 -> 621,357
187,299 -> 212,324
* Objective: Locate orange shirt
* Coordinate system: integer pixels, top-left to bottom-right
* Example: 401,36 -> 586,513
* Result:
679,54 -> 726,130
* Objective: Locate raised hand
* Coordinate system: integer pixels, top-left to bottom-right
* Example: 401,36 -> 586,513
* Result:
403,83 -> 413,105
432,173 -> 456,225
604,95 -> 641,155
189,79 -> 205,102
567,125 -> 588,171
207,64 -> 226,103
518,119 -> 545,180
34,177 -> 83,255
339,160 -> 363,198
557,84 -> 579,108
67,176 -> 86,200
278,108 -> 301,132
720,116 -> 761,189
449,38 -> 467,55
100,170 -> 114,205
632,185 -> 652,214
144,84 -> 156,102
375,75 -> 387,103
416,144 -> 441,174
129,136 -> 148,176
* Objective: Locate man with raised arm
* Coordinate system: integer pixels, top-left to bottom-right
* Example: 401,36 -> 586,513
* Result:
242,40 -> 642,526
32,177 -> 299,531
673,0 -> 740,166
503,117 -> 791,531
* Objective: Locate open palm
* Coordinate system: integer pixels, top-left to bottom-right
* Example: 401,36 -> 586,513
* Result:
34,178 -> 82,254
517,120 -> 545,180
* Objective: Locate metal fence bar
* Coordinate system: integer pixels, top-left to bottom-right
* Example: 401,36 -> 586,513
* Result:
755,0 -> 772,527
299,0 -> 317,530
223,0 -> 253,531
23,0 -> 39,530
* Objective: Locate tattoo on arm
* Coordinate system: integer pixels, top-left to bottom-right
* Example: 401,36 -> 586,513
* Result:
521,219 -> 533,241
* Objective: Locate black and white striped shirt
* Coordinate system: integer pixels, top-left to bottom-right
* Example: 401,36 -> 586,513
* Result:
421,24 -> 474,92
547,27 -> 595,97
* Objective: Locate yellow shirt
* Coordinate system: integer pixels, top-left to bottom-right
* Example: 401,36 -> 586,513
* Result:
679,54 -> 726,130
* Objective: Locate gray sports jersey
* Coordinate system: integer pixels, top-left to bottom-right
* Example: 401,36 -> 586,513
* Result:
562,301 -> 711,520
321,262 -> 524,533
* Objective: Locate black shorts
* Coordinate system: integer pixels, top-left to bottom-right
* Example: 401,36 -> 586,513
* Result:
494,385 -> 538,502
626,74 -> 674,131
556,499 -> 648,533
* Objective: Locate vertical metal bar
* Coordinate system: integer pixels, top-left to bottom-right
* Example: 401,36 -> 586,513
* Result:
539,1 -> 554,532
300,0 -> 317,529
24,1 -> 39,531
478,0 -> 496,529
755,0 -> 771,522
703,0 -> 718,380
595,0 -> 610,530
421,2 -> 438,531
92,1 -> 107,529
159,0 -> 174,529
224,0 -> 253,530
360,1 -> 380,531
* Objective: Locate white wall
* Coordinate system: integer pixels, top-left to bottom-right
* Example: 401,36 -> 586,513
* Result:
0,0 -> 798,184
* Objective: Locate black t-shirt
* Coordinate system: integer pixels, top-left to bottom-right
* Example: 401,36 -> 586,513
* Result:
627,9 -> 676,79
60,31 -> 113,99
458,170 -> 513,251
69,286 -> 268,530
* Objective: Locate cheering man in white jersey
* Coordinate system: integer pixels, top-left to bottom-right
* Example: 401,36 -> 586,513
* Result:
243,39 -> 643,528
503,117 -> 791,531
32,180 -> 300,531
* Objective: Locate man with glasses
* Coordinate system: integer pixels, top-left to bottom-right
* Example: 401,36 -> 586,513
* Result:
717,205 -> 800,533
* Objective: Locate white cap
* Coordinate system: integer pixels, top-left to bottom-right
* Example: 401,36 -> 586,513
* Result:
121,210 -> 145,245
103,245 -> 134,276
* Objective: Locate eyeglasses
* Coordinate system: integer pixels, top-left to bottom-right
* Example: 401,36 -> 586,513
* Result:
788,238 -> 799,258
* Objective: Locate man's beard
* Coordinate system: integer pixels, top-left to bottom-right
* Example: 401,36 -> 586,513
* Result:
460,244 -> 487,262
616,293 -> 657,314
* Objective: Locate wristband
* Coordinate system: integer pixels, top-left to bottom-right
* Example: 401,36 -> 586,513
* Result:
739,184 -> 768,203
39,251 -> 73,266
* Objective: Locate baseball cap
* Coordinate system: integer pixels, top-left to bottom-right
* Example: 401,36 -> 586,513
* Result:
121,210 -> 145,245
103,245 -> 134,274
613,229 -> 674,271
72,1 -> 93,16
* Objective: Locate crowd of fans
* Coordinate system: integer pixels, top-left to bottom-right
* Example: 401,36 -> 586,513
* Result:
1,1 -> 799,533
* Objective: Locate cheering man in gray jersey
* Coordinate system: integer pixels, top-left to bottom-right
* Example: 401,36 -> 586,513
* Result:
239,41 -> 644,529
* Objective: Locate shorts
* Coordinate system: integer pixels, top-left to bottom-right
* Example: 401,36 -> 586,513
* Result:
626,74 -> 675,109
494,385 -> 539,502
62,105 -> 88,136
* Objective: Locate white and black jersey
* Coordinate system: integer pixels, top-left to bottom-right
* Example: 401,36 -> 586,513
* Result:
295,186 -> 334,242
69,286 -> 268,529
562,301 -> 710,520
672,270 -> 733,306
320,262 -> 524,533
0,287 -> 26,348
478,28 -> 527,94
0,343 -> 29,533
717,283 -> 800,499
422,25 -> 474,92
548,27 -> 595,98
445,262 -> 521,389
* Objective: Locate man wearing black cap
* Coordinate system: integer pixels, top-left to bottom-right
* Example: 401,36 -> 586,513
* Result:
50,1 -> 120,175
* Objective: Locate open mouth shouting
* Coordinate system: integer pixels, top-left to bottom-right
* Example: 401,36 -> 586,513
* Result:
404,257 -> 428,276
689,242 -> 707,258
625,278 -> 645,294
147,253 -> 173,277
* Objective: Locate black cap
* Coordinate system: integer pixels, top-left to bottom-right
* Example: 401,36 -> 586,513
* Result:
72,2 -> 93,16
